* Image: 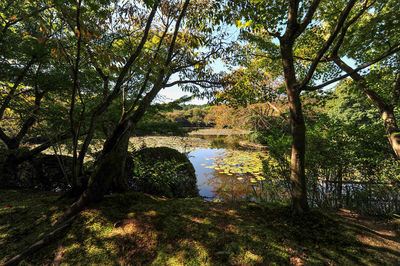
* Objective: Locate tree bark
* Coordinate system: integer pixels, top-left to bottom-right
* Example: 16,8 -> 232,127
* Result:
71,0 -> 159,182
54,112 -> 141,224
287,90 -> 308,214
280,39 -> 309,215
336,167 -> 343,208
383,109 -> 400,159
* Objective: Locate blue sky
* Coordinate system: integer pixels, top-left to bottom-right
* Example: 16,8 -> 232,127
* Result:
158,58 -> 227,105
158,24 -> 240,105
156,22 -> 358,105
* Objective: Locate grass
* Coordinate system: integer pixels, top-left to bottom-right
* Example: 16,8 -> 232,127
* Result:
1,189 -> 399,265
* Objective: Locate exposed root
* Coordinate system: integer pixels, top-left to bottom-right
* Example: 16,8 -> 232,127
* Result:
3,215 -> 77,266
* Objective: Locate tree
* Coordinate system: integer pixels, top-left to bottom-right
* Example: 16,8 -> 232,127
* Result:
0,0 -> 80,186
222,0 -> 397,214
214,63 -> 283,108
54,0 -> 228,224
326,0 -> 400,159
3,0 -> 228,262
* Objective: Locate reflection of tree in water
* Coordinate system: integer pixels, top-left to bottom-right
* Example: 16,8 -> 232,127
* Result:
206,170 -> 253,200
205,150 -> 268,201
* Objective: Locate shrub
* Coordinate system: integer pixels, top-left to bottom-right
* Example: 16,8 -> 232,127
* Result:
129,147 -> 198,198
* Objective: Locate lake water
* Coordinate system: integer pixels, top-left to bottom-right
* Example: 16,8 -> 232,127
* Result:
130,135 -> 268,201
130,135 -> 400,215
188,148 -> 221,199
188,148 -> 269,201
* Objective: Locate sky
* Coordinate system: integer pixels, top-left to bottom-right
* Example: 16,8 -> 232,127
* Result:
158,58 -> 227,105
156,22 -> 358,106
157,25 -> 240,105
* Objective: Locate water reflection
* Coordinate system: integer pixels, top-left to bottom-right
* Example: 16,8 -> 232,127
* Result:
206,169 -> 254,201
188,149 -> 225,198
188,148 -> 268,201
132,136 -> 400,214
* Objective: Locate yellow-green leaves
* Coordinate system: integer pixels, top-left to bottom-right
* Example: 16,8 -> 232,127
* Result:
235,20 -> 252,28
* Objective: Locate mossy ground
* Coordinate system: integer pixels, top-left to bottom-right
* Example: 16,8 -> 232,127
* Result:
1,190 -> 399,265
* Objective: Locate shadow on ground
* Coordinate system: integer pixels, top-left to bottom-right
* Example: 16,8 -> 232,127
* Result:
1,190 -> 399,265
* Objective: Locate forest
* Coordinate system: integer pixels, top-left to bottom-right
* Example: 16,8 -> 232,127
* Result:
1,0 -> 400,264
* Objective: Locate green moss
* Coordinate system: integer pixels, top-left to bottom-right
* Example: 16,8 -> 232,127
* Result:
0,190 -> 73,264
1,190 -> 399,265
131,147 -> 198,198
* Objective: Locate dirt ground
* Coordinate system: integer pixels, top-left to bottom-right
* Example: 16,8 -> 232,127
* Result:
335,208 -> 400,261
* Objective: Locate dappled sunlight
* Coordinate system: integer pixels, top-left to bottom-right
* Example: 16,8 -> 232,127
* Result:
2,191 -> 400,264
1,0 -> 400,264
0,190 -> 69,263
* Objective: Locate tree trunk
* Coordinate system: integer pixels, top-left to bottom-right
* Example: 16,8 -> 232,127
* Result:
54,0 -> 189,225
87,117 -> 134,190
382,109 -> 400,159
336,167 -> 343,208
55,89 -> 163,224
280,40 -> 309,215
54,119 -> 133,224
288,92 -> 308,214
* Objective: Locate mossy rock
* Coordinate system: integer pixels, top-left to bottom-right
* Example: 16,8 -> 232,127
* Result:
128,147 -> 198,198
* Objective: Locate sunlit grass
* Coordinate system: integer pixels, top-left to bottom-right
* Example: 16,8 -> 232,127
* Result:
1,190 -> 399,265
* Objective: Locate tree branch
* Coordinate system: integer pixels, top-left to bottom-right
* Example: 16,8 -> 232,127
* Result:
121,9 -> 172,121
332,55 -> 391,115
109,1 -> 159,101
0,56 -> 36,120
75,1 -> 160,174
69,0 -> 83,184
304,43 -> 400,91
266,29 -> 281,39
296,0 -> 322,38
299,0 -> 357,89
126,0 -> 191,127
392,73 -> 400,106
267,102 -> 289,121
163,79 -> 230,88
285,0 -> 300,39
14,89 -> 44,145
294,55 -> 330,62
331,0 -> 374,57
0,6 -> 50,40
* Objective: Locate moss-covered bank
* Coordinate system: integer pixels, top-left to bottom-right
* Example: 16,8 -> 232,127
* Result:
1,190 -> 399,265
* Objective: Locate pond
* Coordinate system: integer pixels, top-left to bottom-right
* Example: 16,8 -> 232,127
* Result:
129,135 -> 400,215
129,135 -> 272,201
189,148 -> 266,201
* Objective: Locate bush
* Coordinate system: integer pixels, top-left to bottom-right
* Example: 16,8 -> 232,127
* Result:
0,152 -> 72,191
129,147 -> 198,198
